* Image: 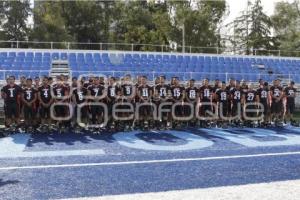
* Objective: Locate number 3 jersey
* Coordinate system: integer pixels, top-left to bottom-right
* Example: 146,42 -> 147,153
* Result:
23,87 -> 37,103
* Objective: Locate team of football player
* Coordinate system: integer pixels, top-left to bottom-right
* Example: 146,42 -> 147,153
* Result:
0,74 -> 297,133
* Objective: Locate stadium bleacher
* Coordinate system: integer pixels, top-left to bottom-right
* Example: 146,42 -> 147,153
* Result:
0,49 -> 300,82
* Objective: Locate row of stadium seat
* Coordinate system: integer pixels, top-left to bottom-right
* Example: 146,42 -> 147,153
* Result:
0,50 -> 300,83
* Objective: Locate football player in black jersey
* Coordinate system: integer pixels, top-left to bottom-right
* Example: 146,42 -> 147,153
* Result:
226,78 -> 236,118
38,76 -> 53,130
21,78 -> 37,130
72,78 -> 88,131
1,76 -> 22,130
107,77 -> 121,129
270,79 -> 284,123
199,78 -> 213,120
137,76 -> 153,129
257,82 -> 270,125
284,81 -> 297,124
243,84 -> 259,126
185,79 -> 198,127
230,81 -> 243,125
154,75 -> 171,129
52,75 -> 70,131
87,76 -> 106,130
216,82 -> 230,126
171,77 -> 185,128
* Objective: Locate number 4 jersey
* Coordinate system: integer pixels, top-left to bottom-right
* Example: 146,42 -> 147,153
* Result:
38,85 -> 52,103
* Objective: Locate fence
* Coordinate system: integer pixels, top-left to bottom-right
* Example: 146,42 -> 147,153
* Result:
0,70 -> 296,84
1,40 -> 300,57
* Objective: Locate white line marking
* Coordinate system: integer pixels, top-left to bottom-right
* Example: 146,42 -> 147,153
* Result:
60,179 -> 300,200
0,149 -> 105,158
1,151 -> 300,170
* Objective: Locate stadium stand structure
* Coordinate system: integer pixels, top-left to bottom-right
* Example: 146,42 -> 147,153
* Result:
0,49 -> 300,83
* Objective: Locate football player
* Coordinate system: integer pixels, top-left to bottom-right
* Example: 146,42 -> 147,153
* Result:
171,77 -> 185,128
270,79 -> 284,124
199,78 -> 213,127
153,75 -> 171,129
1,76 -> 22,130
87,76 -> 106,130
284,81 -> 297,124
137,76 -> 153,129
257,82 -> 270,125
216,82 -> 230,127
21,78 -> 37,130
38,76 -> 53,131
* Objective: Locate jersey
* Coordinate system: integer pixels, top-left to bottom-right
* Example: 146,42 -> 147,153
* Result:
171,85 -> 185,101
199,86 -> 212,102
245,90 -> 257,103
73,88 -> 88,104
155,84 -> 170,99
87,84 -> 105,101
138,85 -> 152,100
122,84 -> 134,97
23,87 -> 36,103
231,88 -> 242,103
185,86 -> 198,101
53,84 -> 67,101
216,89 -> 229,103
38,85 -> 52,103
270,86 -> 283,101
257,88 -> 269,104
284,87 -> 297,104
1,84 -> 22,104
107,85 -> 121,100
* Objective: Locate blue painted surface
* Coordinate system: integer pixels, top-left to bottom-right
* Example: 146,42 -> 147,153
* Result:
1,127 -> 300,199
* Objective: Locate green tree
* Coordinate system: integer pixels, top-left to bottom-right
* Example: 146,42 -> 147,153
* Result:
169,0 -> 227,53
272,0 -> 300,56
2,0 -> 31,41
229,0 -> 277,55
30,1 -> 73,48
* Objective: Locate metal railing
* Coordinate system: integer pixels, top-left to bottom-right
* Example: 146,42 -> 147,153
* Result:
2,40 -> 299,57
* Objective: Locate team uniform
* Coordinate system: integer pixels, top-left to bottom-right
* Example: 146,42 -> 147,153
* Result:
270,86 -> 283,114
53,84 -> 68,118
38,85 -> 52,119
22,87 -> 37,121
230,87 -> 242,116
244,90 -> 258,118
73,87 -> 88,120
285,87 -> 297,115
2,84 -> 22,119
137,85 -> 153,117
216,89 -> 229,117
87,84 -> 106,124
199,86 -> 213,116
171,85 -> 185,117
257,87 -> 269,116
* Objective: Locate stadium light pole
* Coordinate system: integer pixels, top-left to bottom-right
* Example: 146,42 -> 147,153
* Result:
182,23 -> 185,53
